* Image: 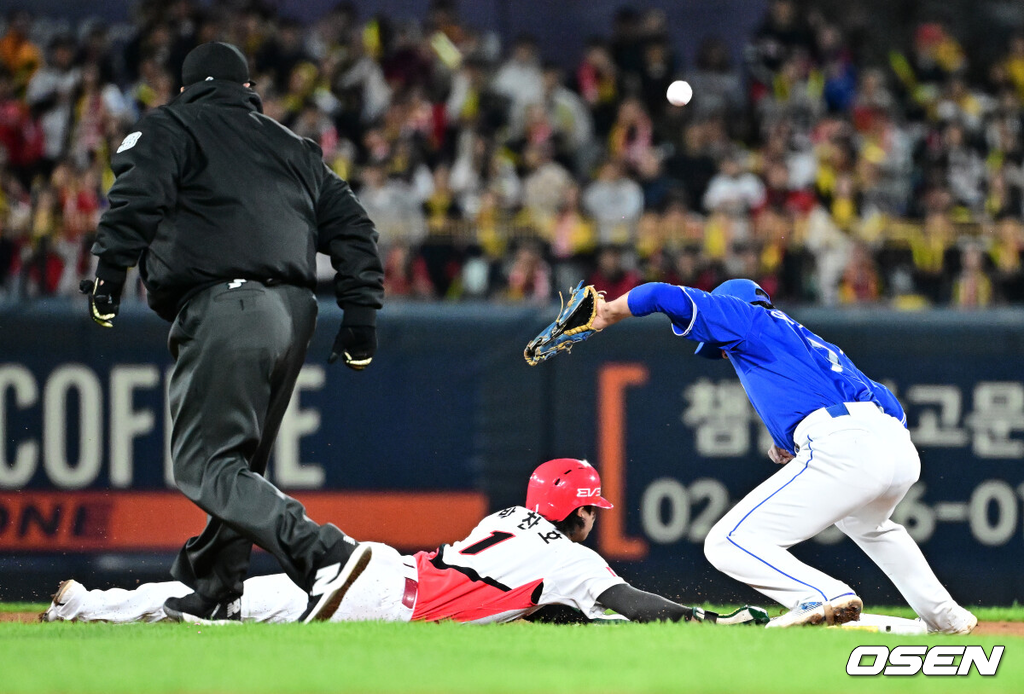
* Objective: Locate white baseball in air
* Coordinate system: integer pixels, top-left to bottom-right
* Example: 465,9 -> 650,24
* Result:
666,80 -> 693,106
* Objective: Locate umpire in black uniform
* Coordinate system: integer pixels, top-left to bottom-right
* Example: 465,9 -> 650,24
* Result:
83,42 -> 384,623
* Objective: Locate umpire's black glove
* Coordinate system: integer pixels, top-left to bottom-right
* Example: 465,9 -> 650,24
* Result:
329,306 -> 378,370
79,267 -> 126,328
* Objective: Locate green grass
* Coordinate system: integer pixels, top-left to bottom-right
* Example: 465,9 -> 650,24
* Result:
0,602 -> 47,613
0,609 -> 1022,694
697,603 -> 1024,623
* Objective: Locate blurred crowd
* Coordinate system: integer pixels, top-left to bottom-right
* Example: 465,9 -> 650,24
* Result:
2,0 -> 1024,308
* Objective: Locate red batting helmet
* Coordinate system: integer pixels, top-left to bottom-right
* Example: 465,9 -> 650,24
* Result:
526,458 -> 613,522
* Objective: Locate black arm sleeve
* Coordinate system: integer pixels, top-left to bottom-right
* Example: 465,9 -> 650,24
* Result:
315,165 -> 384,323
596,583 -> 696,623
91,112 -> 188,283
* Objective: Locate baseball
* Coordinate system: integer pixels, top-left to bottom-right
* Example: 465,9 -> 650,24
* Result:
666,80 -> 692,106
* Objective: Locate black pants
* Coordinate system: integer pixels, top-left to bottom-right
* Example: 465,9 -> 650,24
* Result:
167,281 -> 343,601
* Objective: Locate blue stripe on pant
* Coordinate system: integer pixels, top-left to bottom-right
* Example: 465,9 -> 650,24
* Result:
724,437 -> 827,603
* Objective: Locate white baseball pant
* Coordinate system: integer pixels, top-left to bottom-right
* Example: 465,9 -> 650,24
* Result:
49,542 -> 417,624
704,402 -> 965,632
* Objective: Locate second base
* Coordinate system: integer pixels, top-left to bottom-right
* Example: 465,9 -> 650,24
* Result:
829,613 -> 927,635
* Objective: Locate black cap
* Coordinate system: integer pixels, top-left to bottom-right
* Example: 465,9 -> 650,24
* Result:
181,42 -> 250,87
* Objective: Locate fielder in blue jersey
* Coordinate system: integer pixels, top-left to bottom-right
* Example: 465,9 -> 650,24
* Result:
590,279 -> 977,633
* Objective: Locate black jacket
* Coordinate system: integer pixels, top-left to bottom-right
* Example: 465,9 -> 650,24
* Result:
92,80 -> 383,323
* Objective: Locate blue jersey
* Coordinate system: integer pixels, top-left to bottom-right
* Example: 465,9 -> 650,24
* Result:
628,284 -> 906,451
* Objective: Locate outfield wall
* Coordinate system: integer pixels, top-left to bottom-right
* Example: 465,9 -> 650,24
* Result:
2,299 -> 1023,606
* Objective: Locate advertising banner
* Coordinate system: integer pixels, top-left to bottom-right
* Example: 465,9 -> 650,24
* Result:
2,302 -> 1022,605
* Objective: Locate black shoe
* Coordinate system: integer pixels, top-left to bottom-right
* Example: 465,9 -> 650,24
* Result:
164,592 -> 242,624
301,538 -> 373,623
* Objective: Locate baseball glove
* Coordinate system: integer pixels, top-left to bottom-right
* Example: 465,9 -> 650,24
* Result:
524,282 -> 602,366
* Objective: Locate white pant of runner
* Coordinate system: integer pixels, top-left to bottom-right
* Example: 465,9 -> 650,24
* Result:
51,542 -> 417,624
704,402 -> 964,633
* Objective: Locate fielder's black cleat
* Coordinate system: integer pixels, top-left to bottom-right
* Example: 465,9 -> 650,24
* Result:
301,537 -> 373,623
164,592 -> 242,624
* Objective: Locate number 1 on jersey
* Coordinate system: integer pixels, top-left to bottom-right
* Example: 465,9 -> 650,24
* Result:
459,531 -> 515,555
807,338 -> 844,372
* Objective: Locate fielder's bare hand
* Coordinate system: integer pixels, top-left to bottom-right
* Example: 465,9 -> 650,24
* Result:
768,445 -> 795,465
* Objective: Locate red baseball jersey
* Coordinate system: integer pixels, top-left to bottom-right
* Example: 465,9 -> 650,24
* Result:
411,506 -> 625,624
